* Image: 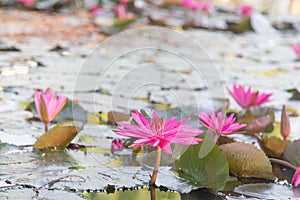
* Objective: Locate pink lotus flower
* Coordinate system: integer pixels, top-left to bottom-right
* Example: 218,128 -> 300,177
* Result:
228,84 -> 272,109
113,4 -> 133,19
89,5 -> 102,15
111,139 -> 124,153
293,45 -> 300,57
181,0 -> 194,8
114,110 -> 203,154
199,111 -> 246,136
120,0 -> 129,4
34,88 -> 67,131
15,0 -> 35,6
181,0 -> 213,11
292,166 -> 300,187
239,5 -> 253,17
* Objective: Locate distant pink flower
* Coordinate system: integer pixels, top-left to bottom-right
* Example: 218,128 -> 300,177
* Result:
239,5 -> 253,17
181,0 -> 213,11
181,0 -> 194,9
34,88 -> 67,123
113,4 -> 133,19
293,45 -> 300,57
15,0 -> 35,6
199,111 -> 246,135
111,139 -> 124,153
114,110 -> 203,154
89,5 -> 102,15
228,84 -> 272,109
198,1 -> 213,12
292,166 -> 300,187
120,0 -> 129,4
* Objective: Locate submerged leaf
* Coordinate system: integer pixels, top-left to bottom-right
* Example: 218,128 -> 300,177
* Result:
220,142 -> 274,180
282,139 -> 300,166
33,124 -> 83,149
174,137 -> 229,192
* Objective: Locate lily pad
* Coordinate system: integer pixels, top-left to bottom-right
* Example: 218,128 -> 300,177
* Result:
257,136 -> 291,158
174,137 -> 229,192
220,142 -> 274,180
237,107 -> 275,134
234,183 -> 299,199
81,187 -> 180,200
282,139 -> 300,166
33,123 -> 83,149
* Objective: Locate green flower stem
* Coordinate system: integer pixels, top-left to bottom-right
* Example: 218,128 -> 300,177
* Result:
269,158 -> 297,170
150,146 -> 161,200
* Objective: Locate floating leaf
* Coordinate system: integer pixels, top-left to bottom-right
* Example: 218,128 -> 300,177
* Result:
68,166 -> 86,170
234,183 -> 299,199
237,107 -> 275,134
107,111 -> 130,125
174,137 -> 229,192
257,136 -> 291,158
286,106 -> 299,117
287,88 -> 300,100
81,187 -> 180,199
220,142 -> 274,180
33,123 -> 83,149
255,68 -> 287,77
78,135 -> 96,143
282,139 -> 300,166
87,112 -> 108,124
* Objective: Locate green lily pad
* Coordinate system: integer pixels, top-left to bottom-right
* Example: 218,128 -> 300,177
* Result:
174,137 -> 229,192
220,142 -> 274,180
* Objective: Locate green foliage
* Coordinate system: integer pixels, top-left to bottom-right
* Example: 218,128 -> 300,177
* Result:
174,137 -> 229,192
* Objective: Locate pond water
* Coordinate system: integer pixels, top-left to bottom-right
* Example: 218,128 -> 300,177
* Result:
0,24 -> 300,199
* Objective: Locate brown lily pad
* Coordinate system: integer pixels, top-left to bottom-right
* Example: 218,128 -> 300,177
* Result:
33,125 -> 83,149
107,111 -> 130,125
220,142 -> 275,180
257,136 -> 291,158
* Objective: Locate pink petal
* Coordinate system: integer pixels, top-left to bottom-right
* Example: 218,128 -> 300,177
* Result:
292,166 -> 300,187
34,91 -> 42,120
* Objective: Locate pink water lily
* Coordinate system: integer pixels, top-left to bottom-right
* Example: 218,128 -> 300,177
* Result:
239,5 -> 253,17
113,4 -> 133,19
293,45 -> 300,57
199,111 -> 246,137
111,139 -> 124,153
120,0 -> 129,4
228,84 -> 272,109
292,166 -> 300,187
181,0 -> 213,11
114,110 -> 203,154
89,5 -> 102,15
34,88 -> 67,132
15,0 -> 35,6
